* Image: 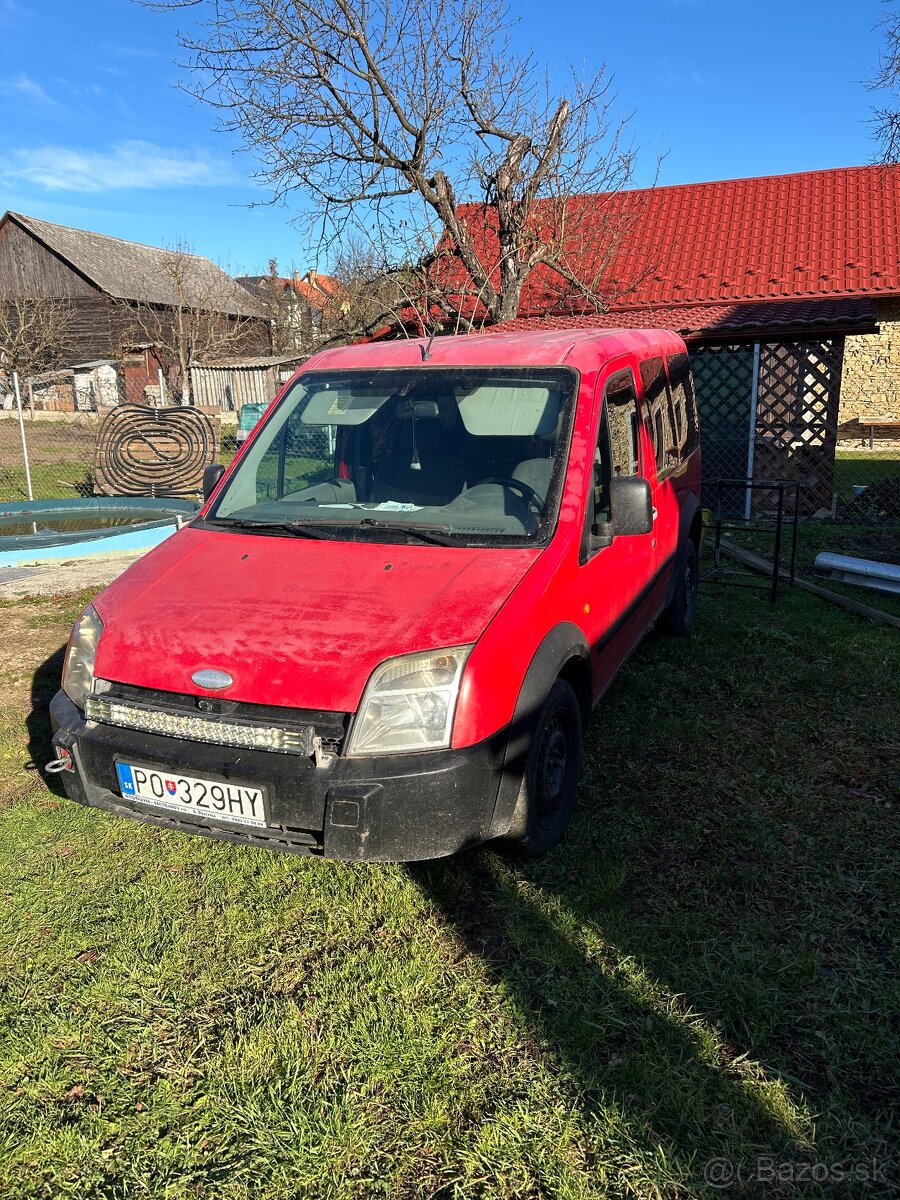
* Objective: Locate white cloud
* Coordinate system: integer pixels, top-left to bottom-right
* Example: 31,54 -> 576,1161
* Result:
0,72 -> 58,106
0,140 -> 242,193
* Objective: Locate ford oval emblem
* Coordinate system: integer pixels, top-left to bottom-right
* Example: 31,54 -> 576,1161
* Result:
191,668 -> 234,691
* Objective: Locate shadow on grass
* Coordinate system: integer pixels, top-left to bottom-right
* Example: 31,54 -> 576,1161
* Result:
27,643 -> 67,797
410,852 -> 804,1193
409,590 -> 897,1192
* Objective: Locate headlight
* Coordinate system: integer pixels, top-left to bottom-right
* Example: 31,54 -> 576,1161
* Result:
347,645 -> 472,756
62,604 -> 103,710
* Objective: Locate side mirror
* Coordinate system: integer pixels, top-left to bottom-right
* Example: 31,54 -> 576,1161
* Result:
610,475 -> 653,536
203,463 -> 226,501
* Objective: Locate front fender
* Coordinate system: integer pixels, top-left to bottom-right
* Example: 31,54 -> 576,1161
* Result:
487,622 -> 590,839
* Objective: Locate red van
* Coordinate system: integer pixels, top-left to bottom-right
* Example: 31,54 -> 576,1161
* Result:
50,329 -> 701,861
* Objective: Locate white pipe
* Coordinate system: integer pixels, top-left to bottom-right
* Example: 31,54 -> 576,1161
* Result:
814,552 -> 900,595
12,371 -> 34,502
745,342 -> 760,521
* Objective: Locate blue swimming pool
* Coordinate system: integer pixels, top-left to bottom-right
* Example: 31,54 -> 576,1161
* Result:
0,497 -> 198,566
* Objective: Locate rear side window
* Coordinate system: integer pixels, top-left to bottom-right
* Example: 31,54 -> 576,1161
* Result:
640,356 -> 678,477
667,352 -> 699,455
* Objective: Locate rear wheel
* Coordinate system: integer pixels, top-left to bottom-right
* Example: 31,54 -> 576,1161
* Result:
499,679 -> 583,857
661,539 -> 699,636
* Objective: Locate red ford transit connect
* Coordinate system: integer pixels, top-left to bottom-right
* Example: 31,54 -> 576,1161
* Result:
50,329 -> 701,861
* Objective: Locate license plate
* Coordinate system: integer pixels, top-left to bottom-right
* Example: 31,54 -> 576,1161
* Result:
115,761 -> 267,827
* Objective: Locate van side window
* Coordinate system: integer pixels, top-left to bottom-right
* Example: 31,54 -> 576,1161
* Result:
607,370 -> 640,477
591,369 -> 639,530
667,352 -> 699,455
639,356 -> 678,477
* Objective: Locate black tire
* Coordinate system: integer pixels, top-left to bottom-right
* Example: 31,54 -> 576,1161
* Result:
661,539 -> 699,636
499,679 -> 583,857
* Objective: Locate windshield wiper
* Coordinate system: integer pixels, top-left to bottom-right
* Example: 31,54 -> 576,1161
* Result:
356,518 -> 456,545
210,518 -> 330,539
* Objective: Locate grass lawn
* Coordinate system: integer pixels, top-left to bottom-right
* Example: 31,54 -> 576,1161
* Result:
719,523 -> 900,624
0,418 -> 101,502
832,451 -> 900,501
0,574 -> 898,1198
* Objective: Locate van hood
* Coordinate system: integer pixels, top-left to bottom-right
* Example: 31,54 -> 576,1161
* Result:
94,526 -> 541,712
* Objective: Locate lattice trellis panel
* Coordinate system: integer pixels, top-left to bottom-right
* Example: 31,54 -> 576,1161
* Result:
690,344 -> 755,508
754,339 -> 844,515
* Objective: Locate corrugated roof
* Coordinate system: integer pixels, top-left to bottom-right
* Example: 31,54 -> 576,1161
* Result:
442,165 -> 900,315
195,352 -> 306,368
6,212 -> 266,318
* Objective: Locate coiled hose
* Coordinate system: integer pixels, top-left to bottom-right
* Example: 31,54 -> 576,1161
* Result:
94,405 -> 218,497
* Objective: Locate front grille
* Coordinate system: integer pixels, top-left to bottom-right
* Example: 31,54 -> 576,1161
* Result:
88,682 -> 349,757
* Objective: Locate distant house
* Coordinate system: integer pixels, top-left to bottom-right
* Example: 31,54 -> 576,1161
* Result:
238,269 -> 345,353
377,165 -> 900,511
0,211 -> 271,404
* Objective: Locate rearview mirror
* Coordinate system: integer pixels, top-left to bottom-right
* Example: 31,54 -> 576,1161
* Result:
610,475 -> 653,536
203,463 -> 226,501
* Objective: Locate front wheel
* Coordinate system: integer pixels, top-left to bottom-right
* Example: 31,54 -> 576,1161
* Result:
498,679 -> 583,857
661,540 -> 699,636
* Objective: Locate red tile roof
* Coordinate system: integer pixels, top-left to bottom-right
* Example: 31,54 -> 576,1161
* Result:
288,272 -> 343,312
441,165 -> 900,317
485,297 -> 879,341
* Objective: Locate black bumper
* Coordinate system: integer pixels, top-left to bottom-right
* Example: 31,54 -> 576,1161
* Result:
49,690 -> 508,862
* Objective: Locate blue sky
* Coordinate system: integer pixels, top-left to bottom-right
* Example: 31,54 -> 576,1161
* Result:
0,0 -> 890,276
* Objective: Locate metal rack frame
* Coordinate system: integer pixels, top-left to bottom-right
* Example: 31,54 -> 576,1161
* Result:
708,478 -> 801,605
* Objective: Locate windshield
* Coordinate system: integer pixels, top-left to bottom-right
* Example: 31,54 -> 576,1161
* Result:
207,367 -> 576,546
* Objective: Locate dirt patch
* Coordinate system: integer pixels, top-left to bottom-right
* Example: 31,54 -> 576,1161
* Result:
0,551 -> 144,600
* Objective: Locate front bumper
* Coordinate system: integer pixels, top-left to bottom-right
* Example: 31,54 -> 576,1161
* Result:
50,690 -> 507,862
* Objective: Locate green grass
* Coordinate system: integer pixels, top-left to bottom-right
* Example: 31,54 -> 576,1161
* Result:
0,571 -> 898,1197
723,522 -> 900,622
0,419 -> 100,502
833,450 -> 900,500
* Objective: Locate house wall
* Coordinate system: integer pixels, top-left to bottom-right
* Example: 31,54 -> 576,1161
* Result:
839,300 -> 900,448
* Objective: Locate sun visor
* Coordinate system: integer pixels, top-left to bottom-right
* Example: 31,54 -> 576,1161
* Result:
300,385 -> 395,426
457,385 -> 561,436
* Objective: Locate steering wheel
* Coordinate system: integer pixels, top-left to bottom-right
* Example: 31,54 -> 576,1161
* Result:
480,475 -> 543,512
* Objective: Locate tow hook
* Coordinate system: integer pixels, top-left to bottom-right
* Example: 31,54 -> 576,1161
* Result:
46,747 -> 75,774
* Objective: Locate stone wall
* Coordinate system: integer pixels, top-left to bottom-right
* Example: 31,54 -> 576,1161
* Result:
839,299 -> 900,448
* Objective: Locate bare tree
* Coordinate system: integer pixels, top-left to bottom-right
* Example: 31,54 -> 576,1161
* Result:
310,238 -> 417,345
119,246 -> 267,404
0,292 -> 74,397
872,2 -> 900,162
149,0 -> 643,327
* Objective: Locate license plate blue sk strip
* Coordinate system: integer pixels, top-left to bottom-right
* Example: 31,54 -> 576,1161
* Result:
116,762 -> 266,827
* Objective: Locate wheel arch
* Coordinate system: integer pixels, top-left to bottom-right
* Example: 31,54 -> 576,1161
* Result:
665,492 -> 702,607
488,622 -> 590,839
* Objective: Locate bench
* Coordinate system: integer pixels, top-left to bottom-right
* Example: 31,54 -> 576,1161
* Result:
865,418 -> 900,449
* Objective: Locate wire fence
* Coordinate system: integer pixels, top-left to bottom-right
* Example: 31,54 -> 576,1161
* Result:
699,439 -> 900,524
0,367 -> 240,504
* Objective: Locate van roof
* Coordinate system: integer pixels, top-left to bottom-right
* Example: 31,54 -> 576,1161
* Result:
305,326 -> 686,372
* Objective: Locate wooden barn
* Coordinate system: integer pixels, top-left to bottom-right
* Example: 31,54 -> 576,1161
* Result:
0,211 -> 271,401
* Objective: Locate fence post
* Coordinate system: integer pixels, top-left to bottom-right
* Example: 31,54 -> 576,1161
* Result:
12,371 -> 34,502
158,367 -> 167,406
744,341 -> 761,521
